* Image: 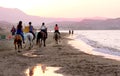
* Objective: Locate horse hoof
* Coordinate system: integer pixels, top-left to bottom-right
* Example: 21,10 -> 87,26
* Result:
18,50 -> 21,53
29,47 -> 31,50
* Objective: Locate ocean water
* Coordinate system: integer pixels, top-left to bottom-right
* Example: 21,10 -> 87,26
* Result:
73,30 -> 120,56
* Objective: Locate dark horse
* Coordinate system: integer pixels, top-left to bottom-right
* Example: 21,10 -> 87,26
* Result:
53,32 -> 60,44
14,34 -> 22,52
36,31 -> 47,47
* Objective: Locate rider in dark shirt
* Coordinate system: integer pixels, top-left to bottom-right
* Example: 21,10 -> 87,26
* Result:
16,21 -> 25,43
11,26 -> 16,36
29,22 -> 35,40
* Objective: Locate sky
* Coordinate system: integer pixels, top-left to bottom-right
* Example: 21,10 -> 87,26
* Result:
0,0 -> 120,18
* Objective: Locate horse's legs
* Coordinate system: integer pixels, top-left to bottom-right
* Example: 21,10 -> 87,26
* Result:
40,39 -> 42,47
18,44 -> 20,52
56,39 -> 58,44
29,40 -> 32,49
20,42 -> 22,49
31,41 -> 33,48
14,40 -> 17,50
43,39 -> 46,47
36,38 -> 39,45
15,44 -> 17,50
30,41 -> 31,47
55,38 -> 58,44
59,36 -> 61,43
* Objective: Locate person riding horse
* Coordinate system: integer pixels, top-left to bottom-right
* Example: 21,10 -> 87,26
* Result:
53,24 -> 61,44
11,26 -> 16,36
16,21 -> 25,44
54,24 -> 60,37
29,22 -> 35,40
14,21 -> 24,51
40,22 -> 47,38
36,22 -> 47,47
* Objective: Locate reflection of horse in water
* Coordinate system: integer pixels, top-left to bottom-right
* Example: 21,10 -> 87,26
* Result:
36,31 -> 47,47
24,33 -> 34,49
14,34 -> 22,52
53,32 -> 60,44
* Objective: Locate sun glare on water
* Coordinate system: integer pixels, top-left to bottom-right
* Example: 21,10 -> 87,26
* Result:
25,64 -> 63,76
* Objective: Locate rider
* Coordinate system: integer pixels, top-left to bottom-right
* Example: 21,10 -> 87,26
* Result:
40,22 -> 47,38
54,24 -> 60,35
16,21 -> 25,43
29,22 -> 35,40
11,26 -> 16,36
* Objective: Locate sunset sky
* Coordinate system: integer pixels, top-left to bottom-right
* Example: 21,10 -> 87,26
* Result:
0,0 -> 120,18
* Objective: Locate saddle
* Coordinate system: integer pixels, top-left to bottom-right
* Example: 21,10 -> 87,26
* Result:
15,34 -> 22,40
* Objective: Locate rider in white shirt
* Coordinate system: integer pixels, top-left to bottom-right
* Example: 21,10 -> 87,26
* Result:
40,22 -> 47,38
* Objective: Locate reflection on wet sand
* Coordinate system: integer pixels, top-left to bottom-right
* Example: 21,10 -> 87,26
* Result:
25,64 -> 63,76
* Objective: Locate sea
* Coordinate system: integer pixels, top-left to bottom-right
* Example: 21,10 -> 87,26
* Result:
66,30 -> 120,60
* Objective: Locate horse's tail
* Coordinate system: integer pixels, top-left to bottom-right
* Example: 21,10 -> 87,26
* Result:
14,34 -> 22,43
26,33 -> 32,41
36,32 -> 41,44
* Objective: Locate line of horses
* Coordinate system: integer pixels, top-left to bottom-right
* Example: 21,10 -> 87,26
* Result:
14,31 -> 61,52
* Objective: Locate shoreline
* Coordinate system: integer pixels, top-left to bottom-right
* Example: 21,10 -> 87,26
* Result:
68,35 -> 120,61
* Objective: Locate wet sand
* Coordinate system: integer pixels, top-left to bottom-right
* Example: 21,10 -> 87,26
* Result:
0,32 -> 120,76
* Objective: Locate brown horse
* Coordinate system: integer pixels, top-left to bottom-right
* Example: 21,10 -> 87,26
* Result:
36,31 -> 47,47
53,32 -> 61,44
14,34 -> 22,52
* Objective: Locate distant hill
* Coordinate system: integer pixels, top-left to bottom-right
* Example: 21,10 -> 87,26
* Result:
46,18 -> 120,30
0,21 -> 13,34
1,7 -> 120,30
0,21 -> 13,32
0,7 -> 82,25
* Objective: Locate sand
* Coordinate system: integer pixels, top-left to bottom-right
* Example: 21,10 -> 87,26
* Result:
0,32 -> 120,76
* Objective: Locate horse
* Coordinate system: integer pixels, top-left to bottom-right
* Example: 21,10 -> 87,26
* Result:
24,32 -> 34,49
36,31 -> 47,47
53,32 -> 61,44
14,34 -> 22,52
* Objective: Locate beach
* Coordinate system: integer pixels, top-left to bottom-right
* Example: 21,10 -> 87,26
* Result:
0,32 -> 120,76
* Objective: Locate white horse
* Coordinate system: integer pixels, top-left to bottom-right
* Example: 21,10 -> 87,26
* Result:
24,33 -> 34,49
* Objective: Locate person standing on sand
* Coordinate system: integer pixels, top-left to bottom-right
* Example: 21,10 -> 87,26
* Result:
72,30 -> 74,35
69,30 -> 71,35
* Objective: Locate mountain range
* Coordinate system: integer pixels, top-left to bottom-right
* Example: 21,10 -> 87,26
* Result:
1,7 -> 120,30
0,7 -> 82,25
46,18 -> 120,30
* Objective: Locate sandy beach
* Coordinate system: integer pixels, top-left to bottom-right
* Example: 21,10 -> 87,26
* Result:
0,32 -> 120,76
